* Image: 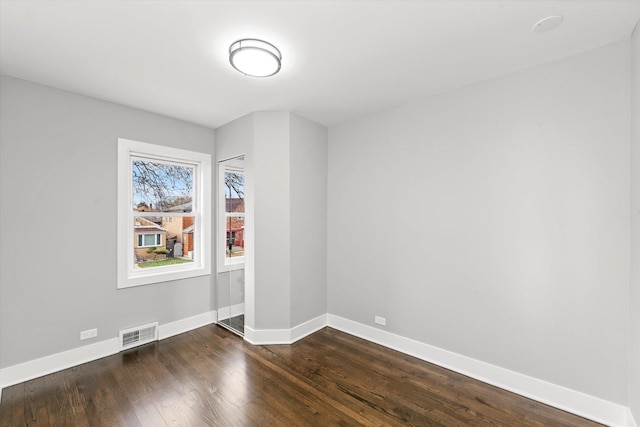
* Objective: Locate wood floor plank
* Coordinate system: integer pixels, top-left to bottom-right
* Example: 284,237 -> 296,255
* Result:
257,333 -> 487,426
255,334 -> 478,426
0,382 -> 19,427
0,325 -> 604,426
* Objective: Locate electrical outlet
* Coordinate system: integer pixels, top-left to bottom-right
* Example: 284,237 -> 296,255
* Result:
374,316 -> 386,326
80,328 -> 98,340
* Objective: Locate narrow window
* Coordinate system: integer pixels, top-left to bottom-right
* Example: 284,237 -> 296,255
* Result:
218,157 -> 245,271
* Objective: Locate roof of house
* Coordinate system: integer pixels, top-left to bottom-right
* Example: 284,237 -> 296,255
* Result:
166,201 -> 192,212
134,217 -> 167,232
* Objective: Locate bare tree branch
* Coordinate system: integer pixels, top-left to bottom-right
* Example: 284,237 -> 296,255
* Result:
133,160 -> 193,210
225,172 -> 244,199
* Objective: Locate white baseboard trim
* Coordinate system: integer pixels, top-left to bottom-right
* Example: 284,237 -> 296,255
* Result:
0,310 -> 217,399
244,314 -> 327,345
244,326 -> 290,344
158,310 -> 217,340
0,338 -> 120,393
326,314 -> 631,427
291,313 -> 328,343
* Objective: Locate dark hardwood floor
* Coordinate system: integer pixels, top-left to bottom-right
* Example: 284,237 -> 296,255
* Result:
0,325 -> 602,426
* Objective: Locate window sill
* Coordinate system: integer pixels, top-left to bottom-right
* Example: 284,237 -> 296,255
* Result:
118,264 -> 212,289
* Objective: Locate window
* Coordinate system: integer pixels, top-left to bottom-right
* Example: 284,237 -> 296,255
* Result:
118,138 -> 211,288
137,233 -> 161,247
218,156 -> 245,271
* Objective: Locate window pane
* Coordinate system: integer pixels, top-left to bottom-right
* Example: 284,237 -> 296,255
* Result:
132,159 -> 194,213
143,234 -> 157,246
225,215 -> 245,259
161,215 -> 196,259
225,172 -> 244,213
133,216 -> 195,269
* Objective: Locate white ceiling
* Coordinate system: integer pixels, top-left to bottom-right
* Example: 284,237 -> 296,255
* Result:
2,1 -> 640,129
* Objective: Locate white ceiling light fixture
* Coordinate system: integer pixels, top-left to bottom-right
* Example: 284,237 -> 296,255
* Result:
229,39 -> 282,77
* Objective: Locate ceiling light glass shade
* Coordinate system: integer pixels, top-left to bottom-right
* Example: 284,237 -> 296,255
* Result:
229,39 -> 282,77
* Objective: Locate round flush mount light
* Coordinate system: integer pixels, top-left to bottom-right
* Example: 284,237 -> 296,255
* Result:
229,39 -> 282,77
533,15 -> 564,33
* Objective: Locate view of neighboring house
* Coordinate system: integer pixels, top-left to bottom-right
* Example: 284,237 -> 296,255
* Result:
133,216 -> 167,262
163,201 -> 194,258
135,202 -> 195,260
225,197 -> 244,257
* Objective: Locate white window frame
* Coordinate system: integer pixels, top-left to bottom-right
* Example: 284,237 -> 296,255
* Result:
218,159 -> 245,272
137,233 -> 162,248
118,138 -> 211,289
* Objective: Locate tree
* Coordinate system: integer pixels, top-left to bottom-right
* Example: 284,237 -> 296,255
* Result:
225,172 -> 244,199
132,160 -> 193,210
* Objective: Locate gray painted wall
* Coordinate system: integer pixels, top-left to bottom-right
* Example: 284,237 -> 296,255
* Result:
252,113 -> 292,330
327,42 -> 630,404
630,23 -> 640,421
0,75 -> 216,368
214,112 -> 328,331
290,114 -> 328,326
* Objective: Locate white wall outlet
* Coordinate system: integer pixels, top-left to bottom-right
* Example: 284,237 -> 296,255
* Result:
375,316 -> 386,326
80,328 -> 98,340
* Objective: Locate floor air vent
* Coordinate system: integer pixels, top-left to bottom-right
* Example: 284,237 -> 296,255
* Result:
119,322 -> 158,351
